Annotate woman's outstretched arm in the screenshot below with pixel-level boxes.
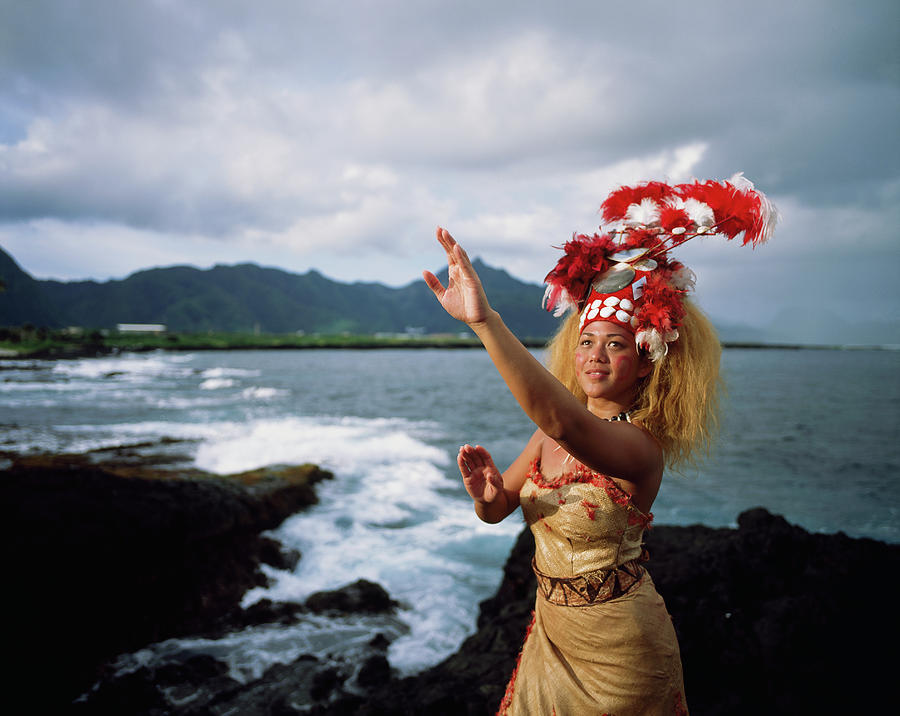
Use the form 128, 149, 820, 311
424, 228, 661, 485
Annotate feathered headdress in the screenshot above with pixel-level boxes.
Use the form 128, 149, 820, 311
543, 173, 778, 361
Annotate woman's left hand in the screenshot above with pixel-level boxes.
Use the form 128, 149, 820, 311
423, 227, 492, 326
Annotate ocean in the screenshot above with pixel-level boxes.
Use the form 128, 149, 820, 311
2, 346, 898, 684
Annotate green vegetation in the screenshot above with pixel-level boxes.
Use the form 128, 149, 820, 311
2, 244, 562, 339
0, 325, 883, 359
0, 325, 535, 358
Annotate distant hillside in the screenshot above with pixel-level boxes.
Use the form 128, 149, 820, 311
0, 245, 562, 339
0, 245, 64, 328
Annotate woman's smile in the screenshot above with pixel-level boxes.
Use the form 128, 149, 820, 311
584, 367, 609, 379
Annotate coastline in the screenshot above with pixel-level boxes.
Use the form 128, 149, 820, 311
3, 449, 896, 714
2, 449, 337, 712
2, 330, 897, 359
315, 509, 898, 716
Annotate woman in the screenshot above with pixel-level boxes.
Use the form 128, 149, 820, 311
423, 176, 777, 715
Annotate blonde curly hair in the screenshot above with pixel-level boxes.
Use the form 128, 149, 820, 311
545, 299, 721, 469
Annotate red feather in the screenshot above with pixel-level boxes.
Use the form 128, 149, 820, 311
600, 181, 676, 223
658, 206, 692, 233
634, 271, 686, 334
543, 233, 617, 312
676, 180, 768, 246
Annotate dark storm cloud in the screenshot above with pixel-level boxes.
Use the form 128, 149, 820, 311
2, 1, 896, 211
0, 0, 897, 340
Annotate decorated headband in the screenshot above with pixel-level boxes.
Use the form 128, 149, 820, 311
543, 173, 778, 361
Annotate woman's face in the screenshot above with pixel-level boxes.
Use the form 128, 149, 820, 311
574, 321, 651, 406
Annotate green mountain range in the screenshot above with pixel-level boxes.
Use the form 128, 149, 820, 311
0, 245, 562, 339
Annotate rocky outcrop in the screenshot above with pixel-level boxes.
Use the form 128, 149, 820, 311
314, 508, 899, 716
76, 580, 404, 716
5, 448, 896, 715
1, 453, 332, 713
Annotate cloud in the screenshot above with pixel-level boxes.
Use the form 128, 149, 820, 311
0, 0, 898, 340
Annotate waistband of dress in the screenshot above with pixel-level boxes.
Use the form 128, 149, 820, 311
532, 557, 645, 607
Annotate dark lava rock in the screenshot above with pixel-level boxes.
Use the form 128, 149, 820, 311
233, 598, 308, 629
306, 578, 400, 614
642, 508, 898, 715
356, 654, 392, 689
79, 618, 401, 715
6, 448, 895, 716
74, 654, 240, 716
260, 535, 302, 570
0, 454, 332, 713
313, 508, 898, 716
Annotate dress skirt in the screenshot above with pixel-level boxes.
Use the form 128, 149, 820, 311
499, 573, 687, 715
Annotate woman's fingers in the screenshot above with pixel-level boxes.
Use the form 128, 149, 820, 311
459, 443, 503, 504
422, 270, 444, 297
437, 227, 476, 279
457, 445, 472, 474
473, 444, 492, 462
460, 444, 493, 472
436, 226, 456, 253
467, 444, 488, 469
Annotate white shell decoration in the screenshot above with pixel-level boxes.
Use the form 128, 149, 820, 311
619, 298, 634, 311
615, 309, 631, 323
671, 227, 686, 235
630, 316, 639, 328
587, 306, 599, 319
599, 305, 616, 318
603, 296, 620, 307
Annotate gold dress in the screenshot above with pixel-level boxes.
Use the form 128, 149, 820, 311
498, 459, 688, 716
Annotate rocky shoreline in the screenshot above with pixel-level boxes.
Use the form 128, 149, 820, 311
3, 452, 896, 714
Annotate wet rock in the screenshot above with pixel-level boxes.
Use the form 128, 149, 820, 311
260, 535, 302, 570
310, 666, 343, 701
232, 598, 308, 629
75, 654, 240, 716
305, 579, 400, 614
313, 508, 899, 716
356, 654, 392, 689
204, 656, 327, 716
0, 455, 332, 713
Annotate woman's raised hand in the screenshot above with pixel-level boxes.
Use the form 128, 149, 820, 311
457, 444, 504, 504
423, 227, 492, 326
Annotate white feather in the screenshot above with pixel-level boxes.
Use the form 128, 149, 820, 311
635, 328, 669, 362
542, 285, 575, 317
729, 172, 780, 243
541, 284, 553, 310
757, 190, 780, 243
624, 198, 661, 227
683, 198, 715, 227
669, 266, 696, 291
728, 171, 754, 191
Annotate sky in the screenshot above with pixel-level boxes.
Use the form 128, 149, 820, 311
1, 0, 898, 340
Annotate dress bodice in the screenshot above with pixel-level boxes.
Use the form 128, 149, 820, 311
519, 459, 652, 578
